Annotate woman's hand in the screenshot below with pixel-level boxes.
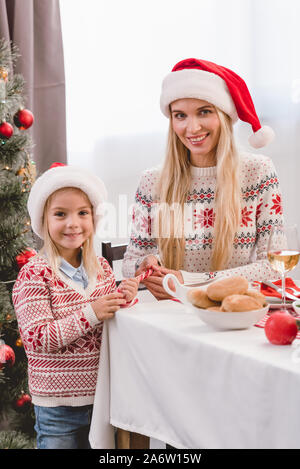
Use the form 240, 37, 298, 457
135, 255, 160, 277
91, 292, 127, 321
118, 278, 139, 302
142, 266, 184, 300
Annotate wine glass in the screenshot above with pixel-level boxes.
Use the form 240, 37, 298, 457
267, 224, 300, 308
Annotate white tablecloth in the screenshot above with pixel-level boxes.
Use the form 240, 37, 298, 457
89, 291, 300, 449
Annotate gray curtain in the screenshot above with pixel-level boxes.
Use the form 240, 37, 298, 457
0, 0, 66, 173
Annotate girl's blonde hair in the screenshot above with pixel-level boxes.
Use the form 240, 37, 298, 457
156, 108, 241, 271
41, 187, 104, 280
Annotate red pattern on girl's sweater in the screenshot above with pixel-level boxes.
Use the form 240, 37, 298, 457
12, 255, 116, 406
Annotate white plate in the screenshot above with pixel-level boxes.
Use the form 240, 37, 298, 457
267, 300, 293, 309
162, 274, 269, 330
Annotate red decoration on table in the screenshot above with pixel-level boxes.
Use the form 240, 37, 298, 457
0, 343, 15, 369
264, 311, 299, 345
0, 121, 13, 138
16, 249, 36, 269
255, 278, 300, 335
13, 108, 34, 130
260, 277, 300, 299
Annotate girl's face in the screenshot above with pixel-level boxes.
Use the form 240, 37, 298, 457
170, 98, 221, 167
46, 188, 94, 264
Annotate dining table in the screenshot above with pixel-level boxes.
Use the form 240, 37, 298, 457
88, 287, 300, 450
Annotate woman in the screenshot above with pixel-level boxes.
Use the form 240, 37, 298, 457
122, 58, 283, 299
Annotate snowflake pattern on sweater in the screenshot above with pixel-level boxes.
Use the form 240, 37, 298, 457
122, 153, 284, 284
12, 255, 116, 407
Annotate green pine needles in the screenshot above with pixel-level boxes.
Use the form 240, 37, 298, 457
0, 430, 36, 449
0, 38, 36, 446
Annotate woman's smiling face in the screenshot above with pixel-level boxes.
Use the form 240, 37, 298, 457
170, 98, 221, 167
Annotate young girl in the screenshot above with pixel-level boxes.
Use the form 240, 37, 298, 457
12, 164, 138, 449
123, 58, 284, 299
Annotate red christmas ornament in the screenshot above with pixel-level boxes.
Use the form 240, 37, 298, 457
14, 108, 34, 130
0, 121, 13, 139
265, 311, 298, 345
15, 393, 32, 410
16, 249, 36, 269
0, 343, 15, 369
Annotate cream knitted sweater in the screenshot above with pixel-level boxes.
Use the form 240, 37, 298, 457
122, 153, 283, 284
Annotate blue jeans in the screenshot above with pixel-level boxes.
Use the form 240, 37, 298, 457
34, 404, 93, 449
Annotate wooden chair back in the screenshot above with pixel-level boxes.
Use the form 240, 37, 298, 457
101, 242, 128, 268
101, 241, 146, 289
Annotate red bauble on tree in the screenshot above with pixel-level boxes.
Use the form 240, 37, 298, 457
14, 108, 34, 130
0, 342, 15, 369
16, 248, 36, 269
15, 392, 32, 410
0, 121, 13, 139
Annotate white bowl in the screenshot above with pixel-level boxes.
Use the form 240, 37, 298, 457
186, 303, 269, 330
162, 274, 269, 330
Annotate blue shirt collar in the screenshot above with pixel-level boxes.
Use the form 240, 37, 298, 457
59, 257, 82, 276
59, 257, 89, 288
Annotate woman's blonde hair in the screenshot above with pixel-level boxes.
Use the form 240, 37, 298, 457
156, 107, 241, 272
41, 187, 104, 280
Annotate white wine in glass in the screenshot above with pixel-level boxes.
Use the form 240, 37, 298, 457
267, 225, 300, 307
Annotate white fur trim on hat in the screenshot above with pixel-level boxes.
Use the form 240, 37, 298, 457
248, 125, 275, 149
160, 68, 239, 122
27, 165, 107, 239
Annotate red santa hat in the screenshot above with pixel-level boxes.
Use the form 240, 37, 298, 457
160, 58, 274, 148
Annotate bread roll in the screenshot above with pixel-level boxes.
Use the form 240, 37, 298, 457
244, 289, 267, 307
187, 288, 220, 309
206, 276, 248, 301
222, 294, 262, 312
206, 306, 223, 311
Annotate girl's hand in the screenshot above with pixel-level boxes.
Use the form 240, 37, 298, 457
135, 255, 160, 277
118, 278, 139, 302
91, 292, 127, 321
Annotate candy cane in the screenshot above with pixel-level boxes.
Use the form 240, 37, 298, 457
117, 268, 154, 307
135, 268, 153, 283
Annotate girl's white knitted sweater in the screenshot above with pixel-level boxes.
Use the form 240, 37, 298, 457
122, 152, 283, 284
12, 255, 115, 407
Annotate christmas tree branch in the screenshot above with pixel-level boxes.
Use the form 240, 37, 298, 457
0, 39, 19, 69
0, 38, 35, 446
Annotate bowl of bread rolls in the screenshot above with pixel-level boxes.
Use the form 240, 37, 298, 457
162, 274, 269, 330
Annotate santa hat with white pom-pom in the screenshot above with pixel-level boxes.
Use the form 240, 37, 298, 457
27, 163, 107, 239
160, 58, 274, 148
